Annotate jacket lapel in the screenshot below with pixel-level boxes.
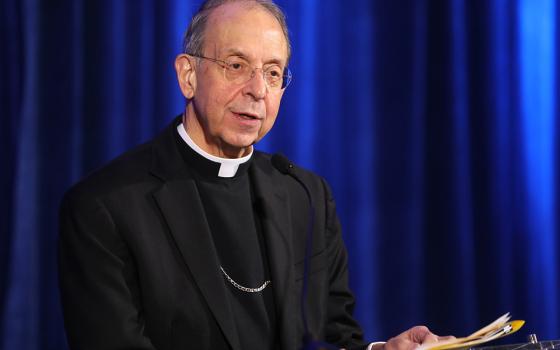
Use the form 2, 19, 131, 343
251, 159, 299, 350
148, 119, 299, 349
148, 119, 241, 350
152, 180, 242, 350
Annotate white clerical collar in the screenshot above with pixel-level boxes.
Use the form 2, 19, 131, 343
177, 123, 253, 178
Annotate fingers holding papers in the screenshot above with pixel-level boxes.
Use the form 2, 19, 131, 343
382, 326, 455, 350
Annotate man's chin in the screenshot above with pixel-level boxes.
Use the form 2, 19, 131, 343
220, 140, 256, 158
224, 134, 259, 148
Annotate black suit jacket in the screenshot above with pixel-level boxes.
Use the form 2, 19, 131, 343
59, 118, 366, 350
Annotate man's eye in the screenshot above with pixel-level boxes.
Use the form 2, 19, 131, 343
229, 62, 245, 70
266, 67, 282, 78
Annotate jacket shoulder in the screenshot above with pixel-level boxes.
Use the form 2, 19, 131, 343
64, 140, 156, 204
63, 117, 184, 203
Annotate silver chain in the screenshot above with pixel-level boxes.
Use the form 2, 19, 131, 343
219, 266, 271, 293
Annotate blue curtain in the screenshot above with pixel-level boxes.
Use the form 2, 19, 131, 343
1, 0, 559, 349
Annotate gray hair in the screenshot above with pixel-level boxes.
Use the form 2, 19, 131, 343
182, 0, 291, 61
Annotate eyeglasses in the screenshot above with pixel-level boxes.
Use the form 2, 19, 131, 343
188, 54, 292, 91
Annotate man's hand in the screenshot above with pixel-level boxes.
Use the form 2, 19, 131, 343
373, 326, 454, 350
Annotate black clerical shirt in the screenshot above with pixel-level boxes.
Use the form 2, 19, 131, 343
174, 127, 277, 349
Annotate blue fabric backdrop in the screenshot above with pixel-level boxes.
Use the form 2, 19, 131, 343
1, 0, 559, 349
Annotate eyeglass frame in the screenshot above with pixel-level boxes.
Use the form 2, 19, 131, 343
187, 54, 292, 90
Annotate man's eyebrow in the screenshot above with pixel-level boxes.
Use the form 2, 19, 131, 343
264, 57, 284, 66
224, 49, 247, 58
223, 49, 286, 66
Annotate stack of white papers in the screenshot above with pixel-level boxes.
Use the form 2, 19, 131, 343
419, 313, 525, 350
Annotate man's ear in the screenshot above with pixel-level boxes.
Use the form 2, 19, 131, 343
174, 54, 197, 99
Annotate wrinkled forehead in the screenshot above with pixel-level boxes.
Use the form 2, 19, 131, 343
203, 2, 289, 64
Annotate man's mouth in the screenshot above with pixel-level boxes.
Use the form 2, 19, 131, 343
232, 111, 261, 120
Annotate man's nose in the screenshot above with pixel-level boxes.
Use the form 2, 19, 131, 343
242, 69, 267, 100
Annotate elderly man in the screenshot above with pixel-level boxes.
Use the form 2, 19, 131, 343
59, 0, 446, 349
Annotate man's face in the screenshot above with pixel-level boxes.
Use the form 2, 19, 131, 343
183, 2, 288, 158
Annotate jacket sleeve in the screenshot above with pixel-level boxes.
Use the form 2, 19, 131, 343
321, 178, 368, 349
58, 191, 157, 350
